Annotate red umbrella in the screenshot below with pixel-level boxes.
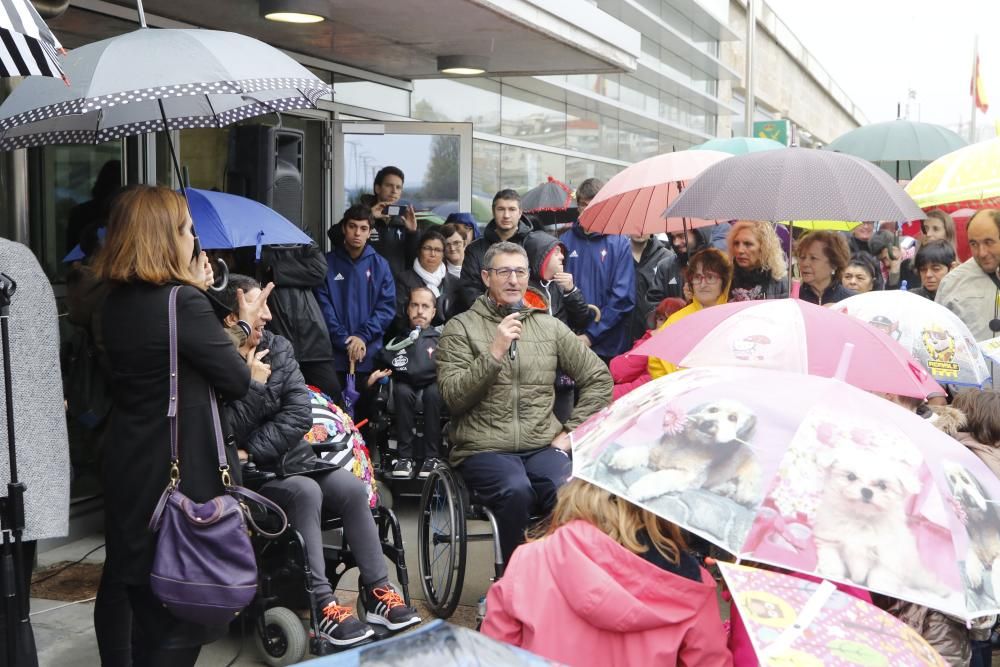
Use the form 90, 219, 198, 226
578, 150, 730, 235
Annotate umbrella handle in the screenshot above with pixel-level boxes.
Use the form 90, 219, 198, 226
349, 360, 355, 376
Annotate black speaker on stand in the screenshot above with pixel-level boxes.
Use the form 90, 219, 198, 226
225, 125, 304, 228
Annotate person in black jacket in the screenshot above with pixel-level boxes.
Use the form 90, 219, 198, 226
628, 234, 678, 343
393, 229, 461, 335
219, 275, 421, 647
458, 189, 537, 311
328, 166, 419, 279
523, 231, 592, 333
260, 243, 342, 402
376, 286, 444, 479
94, 186, 271, 666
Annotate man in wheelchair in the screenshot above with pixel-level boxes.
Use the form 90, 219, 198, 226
374, 285, 444, 480
436, 242, 613, 564
218, 274, 421, 649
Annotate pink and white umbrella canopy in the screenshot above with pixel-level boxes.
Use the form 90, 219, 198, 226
632, 299, 943, 399
578, 150, 730, 236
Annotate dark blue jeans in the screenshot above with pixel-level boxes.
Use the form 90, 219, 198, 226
459, 447, 572, 564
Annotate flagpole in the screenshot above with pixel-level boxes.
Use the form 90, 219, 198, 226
971, 34, 979, 143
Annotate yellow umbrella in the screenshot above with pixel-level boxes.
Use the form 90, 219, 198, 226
905, 137, 1000, 212
788, 220, 861, 231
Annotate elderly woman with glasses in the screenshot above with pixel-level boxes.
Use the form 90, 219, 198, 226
648, 248, 733, 379
394, 228, 461, 333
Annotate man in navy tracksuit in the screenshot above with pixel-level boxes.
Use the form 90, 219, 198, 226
561, 178, 636, 363
315, 204, 396, 392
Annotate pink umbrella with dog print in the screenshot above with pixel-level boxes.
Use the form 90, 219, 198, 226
571, 365, 1000, 621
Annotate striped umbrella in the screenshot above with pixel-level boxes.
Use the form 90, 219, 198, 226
0, 0, 65, 80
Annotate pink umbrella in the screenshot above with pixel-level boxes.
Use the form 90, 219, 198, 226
578, 150, 730, 235
631, 299, 944, 399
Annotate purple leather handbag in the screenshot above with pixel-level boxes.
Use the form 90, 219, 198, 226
148, 286, 287, 626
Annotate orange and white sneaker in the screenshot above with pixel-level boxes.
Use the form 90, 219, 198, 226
314, 600, 374, 646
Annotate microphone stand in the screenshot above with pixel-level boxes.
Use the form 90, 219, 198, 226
0, 273, 36, 667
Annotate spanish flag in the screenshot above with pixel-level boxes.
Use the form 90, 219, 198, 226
973, 53, 989, 113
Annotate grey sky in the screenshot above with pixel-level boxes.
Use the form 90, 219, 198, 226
764, 0, 997, 135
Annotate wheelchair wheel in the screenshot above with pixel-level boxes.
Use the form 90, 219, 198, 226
417, 466, 466, 618
254, 606, 308, 667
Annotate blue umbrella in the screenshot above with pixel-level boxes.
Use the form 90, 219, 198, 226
185, 188, 311, 259
62, 188, 313, 263
342, 360, 361, 419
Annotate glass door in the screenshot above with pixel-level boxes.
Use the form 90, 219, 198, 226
332, 121, 472, 238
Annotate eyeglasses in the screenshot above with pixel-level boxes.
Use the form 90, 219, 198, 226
487, 267, 529, 280
444, 241, 464, 249
420, 245, 444, 254
690, 272, 721, 285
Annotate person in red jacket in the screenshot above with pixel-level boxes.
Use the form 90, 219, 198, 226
610, 297, 686, 400
482, 478, 732, 667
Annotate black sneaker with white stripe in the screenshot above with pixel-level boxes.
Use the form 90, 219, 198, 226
361, 583, 421, 631
314, 600, 373, 647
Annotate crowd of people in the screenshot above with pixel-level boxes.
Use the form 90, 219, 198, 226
70, 158, 1000, 665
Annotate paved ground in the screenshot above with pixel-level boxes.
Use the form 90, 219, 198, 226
32, 495, 496, 666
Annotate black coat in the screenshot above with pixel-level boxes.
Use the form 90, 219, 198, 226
226, 330, 313, 470
631, 238, 678, 342
458, 217, 535, 312
394, 267, 461, 334
376, 326, 440, 388
262, 244, 335, 363
799, 281, 856, 305
101, 283, 253, 584
523, 231, 591, 333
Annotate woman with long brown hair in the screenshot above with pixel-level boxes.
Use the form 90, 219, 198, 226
94, 185, 272, 666
481, 478, 731, 666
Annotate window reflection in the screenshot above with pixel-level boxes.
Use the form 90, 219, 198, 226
501, 85, 566, 148
412, 79, 500, 135
473, 140, 500, 222
500, 144, 565, 195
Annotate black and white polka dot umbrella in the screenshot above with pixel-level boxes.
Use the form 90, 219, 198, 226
0, 27, 331, 149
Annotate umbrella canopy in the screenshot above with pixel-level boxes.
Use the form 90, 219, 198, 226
905, 137, 1000, 212
0, 28, 330, 148
836, 290, 991, 387
632, 299, 943, 399
342, 361, 361, 419
578, 150, 729, 235
185, 188, 311, 252
826, 119, 968, 181
690, 137, 785, 155
0, 0, 65, 80
665, 149, 926, 224
571, 365, 1000, 620
719, 563, 946, 666
519, 176, 573, 213
789, 220, 861, 231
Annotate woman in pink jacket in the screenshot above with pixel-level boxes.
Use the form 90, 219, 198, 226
481, 478, 732, 667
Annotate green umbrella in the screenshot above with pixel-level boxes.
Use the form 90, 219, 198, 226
690, 136, 785, 155
825, 119, 968, 181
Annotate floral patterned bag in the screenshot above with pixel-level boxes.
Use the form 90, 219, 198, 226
302, 387, 378, 508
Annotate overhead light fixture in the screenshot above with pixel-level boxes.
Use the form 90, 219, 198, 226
260, 0, 331, 23
437, 55, 488, 76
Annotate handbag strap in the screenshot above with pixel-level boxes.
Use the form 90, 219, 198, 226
167, 286, 232, 488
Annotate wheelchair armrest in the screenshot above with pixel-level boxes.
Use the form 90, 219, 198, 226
312, 441, 351, 454
241, 462, 277, 488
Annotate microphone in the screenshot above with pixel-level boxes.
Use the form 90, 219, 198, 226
990, 319, 1000, 334
506, 302, 525, 361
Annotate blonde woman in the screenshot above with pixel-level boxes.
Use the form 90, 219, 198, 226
482, 478, 731, 667
726, 220, 788, 301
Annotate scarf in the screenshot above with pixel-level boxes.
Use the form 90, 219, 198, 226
729, 265, 771, 302
413, 258, 446, 298
446, 261, 461, 279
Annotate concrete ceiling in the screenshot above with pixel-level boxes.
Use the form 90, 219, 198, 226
55, 0, 637, 79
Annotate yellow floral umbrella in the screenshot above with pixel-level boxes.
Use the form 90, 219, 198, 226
905, 137, 1000, 212
788, 220, 861, 231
